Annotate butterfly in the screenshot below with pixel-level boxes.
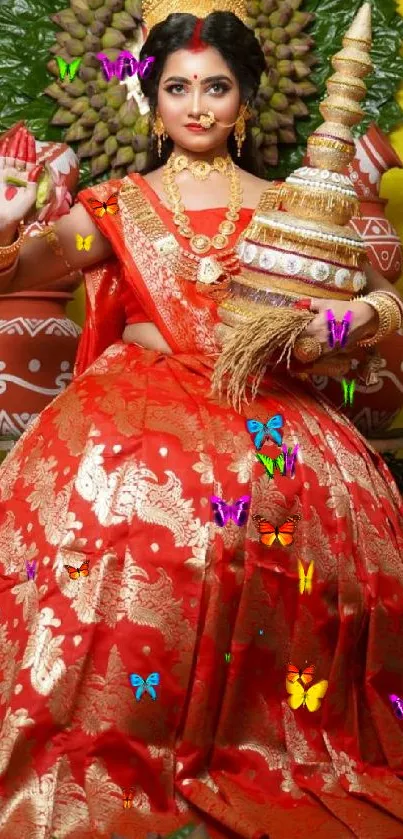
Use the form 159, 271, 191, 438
96, 50, 138, 82
281, 444, 300, 478
122, 787, 134, 808
298, 559, 314, 594
75, 233, 94, 251
64, 560, 89, 580
246, 414, 284, 449
210, 495, 251, 527
287, 662, 315, 686
253, 514, 300, 548
56, 56, 82, 81
129, 672, 160, 701
88, 192, 119, 218
326, 308, 353, 349
341, 378, 356, 407
256, 451, 285, 479
389, 694, 403, 720
286, 678, 328, 712
26, 560, 36, 581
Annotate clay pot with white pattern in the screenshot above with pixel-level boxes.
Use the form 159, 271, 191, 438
0, 290, 81, 438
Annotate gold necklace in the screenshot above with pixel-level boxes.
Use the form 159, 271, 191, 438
162, 152, 243, 255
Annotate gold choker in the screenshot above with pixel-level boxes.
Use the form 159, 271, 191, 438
169, 153, 234, 181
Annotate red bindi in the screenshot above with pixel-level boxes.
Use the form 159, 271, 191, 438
193, 74, 198, 79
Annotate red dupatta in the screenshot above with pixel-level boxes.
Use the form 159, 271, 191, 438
74, 173, 245, 376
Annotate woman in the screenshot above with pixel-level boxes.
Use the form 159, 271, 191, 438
0, 9, 402, 839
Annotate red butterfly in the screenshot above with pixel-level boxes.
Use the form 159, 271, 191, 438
88, 192, 119, 218
287, 662, 315, 686
64, 560, 89, 580
253, 514, 300, 548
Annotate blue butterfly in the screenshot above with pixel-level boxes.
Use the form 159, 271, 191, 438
246, 414, 284, 449
129, 672, 160, 701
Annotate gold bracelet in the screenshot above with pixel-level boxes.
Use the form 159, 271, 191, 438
0, 223, 24, 271
36, 225, 73, 273
358, 291, 402, 347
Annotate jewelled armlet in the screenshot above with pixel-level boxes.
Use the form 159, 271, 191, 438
358, 291, 402, 347
37, 225, 73, 273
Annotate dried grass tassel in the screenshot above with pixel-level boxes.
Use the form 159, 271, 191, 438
211, 308, 314, 412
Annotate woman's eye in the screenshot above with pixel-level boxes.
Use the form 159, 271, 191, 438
165, 82, 230, 95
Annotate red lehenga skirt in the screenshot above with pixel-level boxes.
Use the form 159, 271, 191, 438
0, 175, 403, 839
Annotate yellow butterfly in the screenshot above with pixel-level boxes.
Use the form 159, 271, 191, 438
286, 678, 328, 712
75, 233, 94, 251
298, 559, 314, 594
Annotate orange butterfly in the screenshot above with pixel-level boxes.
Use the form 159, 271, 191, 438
287, 662, 315, 686
253, 514, 300, 548
64, 560, 90, 580
88, 192, 119, 218
122, 787, 134, 808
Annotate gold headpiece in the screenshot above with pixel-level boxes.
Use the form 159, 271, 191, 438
142, 0, 248, 32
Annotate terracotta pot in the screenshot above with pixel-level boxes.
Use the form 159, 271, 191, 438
311, 329, 403, 436
346, 122, 403, 199
0, 291, 81, 439
349, 195, 403, 282
346, 123, 403, 281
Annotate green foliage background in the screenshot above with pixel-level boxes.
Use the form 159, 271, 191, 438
0, 0, 402, 187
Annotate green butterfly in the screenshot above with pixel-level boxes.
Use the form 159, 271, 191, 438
341, 378, 356, 407
56, 56, 82, 81
256, 451, 285, 479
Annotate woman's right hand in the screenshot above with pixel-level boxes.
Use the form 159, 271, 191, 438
0, 124, 43, 243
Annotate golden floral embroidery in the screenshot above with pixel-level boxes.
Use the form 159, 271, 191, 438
0, 511, 38, 575
0, 707, 35, 776
0, 625, 20, 706
21, 607, 66, 696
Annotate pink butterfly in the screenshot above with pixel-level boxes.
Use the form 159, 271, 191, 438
326, 309, 353, 349
210, 495, 251, 527
281, 444, 300, 478
26, 560, 36, 581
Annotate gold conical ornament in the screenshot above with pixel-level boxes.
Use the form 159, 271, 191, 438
212, 4, 374, 410
142, 0, 249, 32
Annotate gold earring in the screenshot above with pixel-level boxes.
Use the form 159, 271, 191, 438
152, 113, 167, 157
234, 103, 251, 157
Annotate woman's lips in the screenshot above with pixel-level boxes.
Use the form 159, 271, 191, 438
185, 124, 208, 132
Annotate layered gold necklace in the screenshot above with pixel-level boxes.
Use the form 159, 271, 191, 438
162, 153, 243, 255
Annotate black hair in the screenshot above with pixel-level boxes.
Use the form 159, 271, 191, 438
138, 11, 266, 177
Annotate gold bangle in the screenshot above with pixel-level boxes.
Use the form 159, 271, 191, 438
358, 292, 401, 347
374, 290, 403, 322
0, 223, 24, 270
36, 225, 73, 273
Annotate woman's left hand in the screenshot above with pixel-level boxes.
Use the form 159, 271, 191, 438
302, 297, 377, 354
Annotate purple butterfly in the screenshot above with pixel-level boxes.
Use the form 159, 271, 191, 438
210, 495, 251, 527
326, 309, 353, 350
389, 693, 403, 720
96, 52, 155, 82
281, 444, 300, 478
26, 560, 36, 581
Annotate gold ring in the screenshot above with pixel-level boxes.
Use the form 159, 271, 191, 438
293, 336, 322, 363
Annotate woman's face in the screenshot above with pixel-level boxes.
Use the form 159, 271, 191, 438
157, 45, 241, 154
